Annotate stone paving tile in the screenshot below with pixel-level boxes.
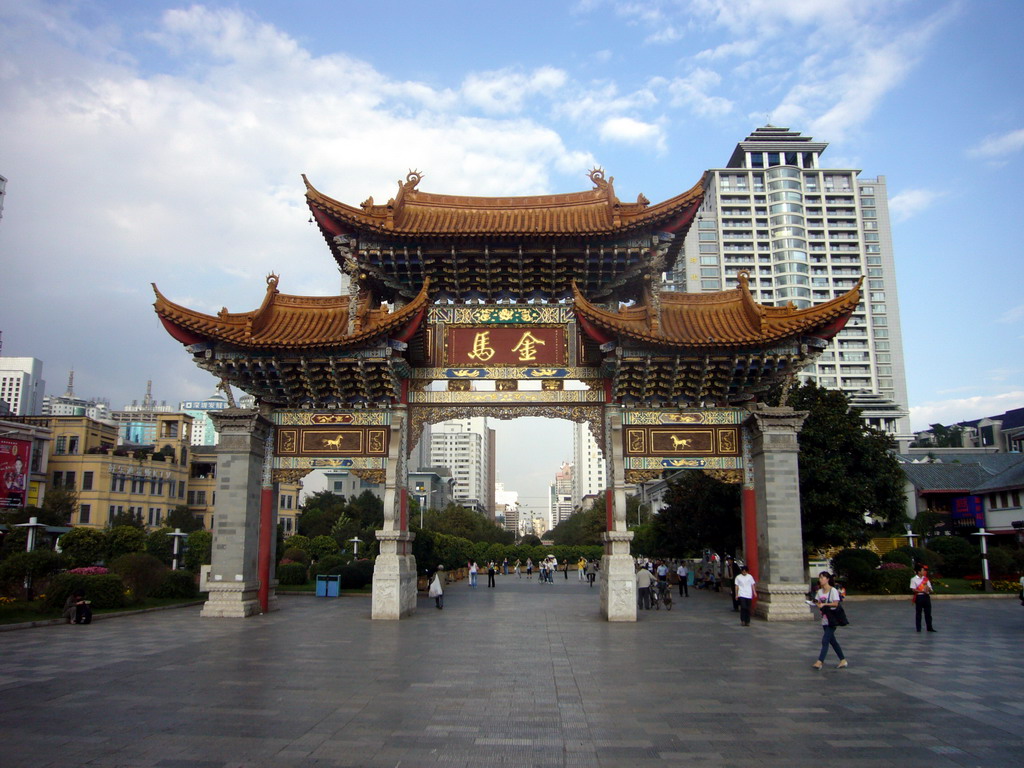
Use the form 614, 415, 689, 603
1, 578, 1023, 767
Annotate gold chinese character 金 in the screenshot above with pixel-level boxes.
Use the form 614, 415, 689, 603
511, 331, 545, 362
466, 331, 496, 362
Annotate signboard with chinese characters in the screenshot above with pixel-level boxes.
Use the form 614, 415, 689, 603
951, 495, 985, 528
445, 326, 566, 367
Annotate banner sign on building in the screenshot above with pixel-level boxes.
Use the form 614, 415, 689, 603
445, 327, 566, 367
0, 437, 31, 509
951, 495, 985, 528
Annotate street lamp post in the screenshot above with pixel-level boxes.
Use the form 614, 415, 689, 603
169, 528, 188, 571
349, 537, 362, 557
973, 527, 994, 593
13, 516, 47, 601
903, 524, 917, 550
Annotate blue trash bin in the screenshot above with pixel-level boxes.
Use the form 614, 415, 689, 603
316, 574, 329, 597
325, 574, 340, 597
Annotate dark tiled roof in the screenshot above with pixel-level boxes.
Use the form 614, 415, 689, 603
900, 463, 996, 493
971, 456, 1024, 493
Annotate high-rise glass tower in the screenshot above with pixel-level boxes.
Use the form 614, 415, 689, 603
667, 126, 910, 439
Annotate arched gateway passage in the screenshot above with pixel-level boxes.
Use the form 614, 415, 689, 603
153, 169, 860, 622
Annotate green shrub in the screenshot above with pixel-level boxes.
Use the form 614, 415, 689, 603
353, 558, 374, 584
839, 558, 875, 591
336, 564, 371, 590
58, 527, 108, 568
283, 534, 311, 554
893, 545, 942, 572
832, 548, 881, 589
108, 552, 169, 602
871, 565, 913, 595
308, 535, 339, 561
986, 547, 1015, 577
925, 536, 979, 577
145, 528, 175, 566
311, 554, 346, 577
277, 562, 308, 585
151, 570, 198, 599
0, 550, 65, 588
881, 550, 913, 567
106, 526, 146, 560
44, 573, 126, 611
183, 530, 212, 573
281, 547, 309, 566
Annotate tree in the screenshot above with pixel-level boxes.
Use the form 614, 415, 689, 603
58, 526, 107, 568
520, 534, 542, 547
549, 494, 606, 546
297, 491, 347, 538
145, 527, 175, 566
106, 525, 146, 560
110, 509, 145, 529
164, 504, 204, 533
775, 382, 907, 552
41, 487, 78, 525
308, 535, 340, 561
651, 471, 741, 558
183, 530, 212, 573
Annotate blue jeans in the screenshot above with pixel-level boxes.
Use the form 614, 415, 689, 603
819, 625, 845, 662
470, 573, 477, 587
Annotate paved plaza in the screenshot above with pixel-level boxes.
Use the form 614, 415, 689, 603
1, 575, 1022, 768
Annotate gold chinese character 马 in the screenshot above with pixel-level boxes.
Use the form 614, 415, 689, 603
466, 331, 496, 362
511, 331, 545, 362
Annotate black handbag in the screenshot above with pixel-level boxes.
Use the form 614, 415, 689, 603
831, 603, 849, 627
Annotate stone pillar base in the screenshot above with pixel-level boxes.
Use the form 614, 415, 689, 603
265, 582, 280, 614
371, 551, 417, 619
601, 531, 636, 622
200, 582, 261, 618
754, 583, 814, 621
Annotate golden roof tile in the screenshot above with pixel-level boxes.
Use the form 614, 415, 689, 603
573, 273, 861, 349
304, 168, 704, 238
153, 275, 429, 351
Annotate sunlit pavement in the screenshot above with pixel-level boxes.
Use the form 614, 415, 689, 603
1, 575, 1022, 767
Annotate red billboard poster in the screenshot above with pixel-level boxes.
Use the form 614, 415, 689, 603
0, 438, 31, 509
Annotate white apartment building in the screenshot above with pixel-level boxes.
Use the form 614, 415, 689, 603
0, 357, 46, 416
549, 461, 575, 529
572, 422, 606, 508
41, 370, 111, 421
428, 418, 495, 516
668, 126, 910, 439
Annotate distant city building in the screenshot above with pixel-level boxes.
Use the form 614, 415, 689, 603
428, 417, 495, 516
179, 393, 231, 446
0, 417, 52, 509
41, 370, 111, 421
548, 461, 574, 529
112, 381, 176, 444
495, 482, 520, 533
572, 422, 606, 507
409, 468, 456, 515
301, 468, 383, 504
668, 126, 910, 440
0, 356, 46, 416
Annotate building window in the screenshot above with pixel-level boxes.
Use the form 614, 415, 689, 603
55, 436, 67, 455
53, 471, 63, 488
82, 471, 94, 491
79, 504, 91, 524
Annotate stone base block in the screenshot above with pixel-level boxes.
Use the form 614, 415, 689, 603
200, 582, 261, 618
755, 582, 815, 621
601, 554, 637, 622
371, 553, 417, 620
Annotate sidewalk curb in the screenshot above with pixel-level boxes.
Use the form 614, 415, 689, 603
0, 600, 206, 633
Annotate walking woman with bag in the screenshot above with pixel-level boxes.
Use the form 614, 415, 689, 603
429, 566, 444, 609
812, 571, 848, 670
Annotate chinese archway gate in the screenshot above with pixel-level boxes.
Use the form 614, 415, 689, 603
153, 168, 859, 622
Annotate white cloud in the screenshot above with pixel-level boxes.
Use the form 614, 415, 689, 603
910, 391, 1024, 432
889, 188, 944, 222
599, 116, 666, 151
966, 128, 1024, 159
461, 66, 568, 115
666, 68, 733, 117
999, 305, 1024, 324
555, 82, 659, 123
0, 3, 593, 408
695, 39, 759, 61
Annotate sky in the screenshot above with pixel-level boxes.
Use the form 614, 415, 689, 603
1, 0, 1022, 514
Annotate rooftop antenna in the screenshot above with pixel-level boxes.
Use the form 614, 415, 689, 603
65, 369, 75, 398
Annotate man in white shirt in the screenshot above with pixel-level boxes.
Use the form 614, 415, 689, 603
677, 562, 689, 597
636, 566, 655, 610
734, 564, 756, 626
